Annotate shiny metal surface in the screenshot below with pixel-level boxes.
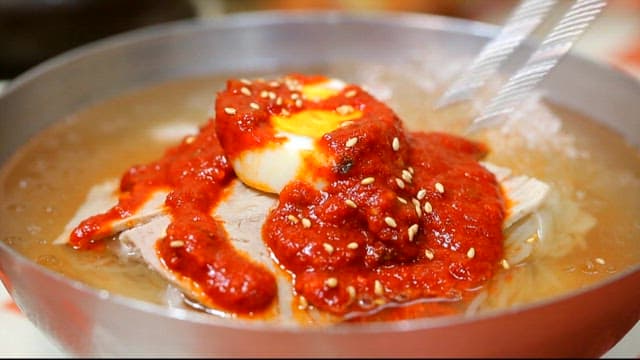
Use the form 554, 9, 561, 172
0, 11, 639, 357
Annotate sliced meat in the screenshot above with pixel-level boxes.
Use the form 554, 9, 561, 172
55, 162, 550, 320
53, 179, 119, 245
118, 180, 293, 319
53, 180, 169, 245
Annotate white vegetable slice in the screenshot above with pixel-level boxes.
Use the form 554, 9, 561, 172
480, 161, 550, 229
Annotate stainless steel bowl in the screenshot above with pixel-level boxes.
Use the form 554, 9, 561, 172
1, 10, 639, 357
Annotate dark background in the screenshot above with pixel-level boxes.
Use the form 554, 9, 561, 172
0, 0, 515, 79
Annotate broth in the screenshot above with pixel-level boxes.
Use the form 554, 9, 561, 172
1, 62, 638, 320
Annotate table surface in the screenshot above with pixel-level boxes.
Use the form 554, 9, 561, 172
1, 1, 639, 357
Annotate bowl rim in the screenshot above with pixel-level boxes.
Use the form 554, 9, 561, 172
0, 9, 638, 334
4, 9, 501, 94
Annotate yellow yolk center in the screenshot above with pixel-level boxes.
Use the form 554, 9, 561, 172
270, 109, 362, 138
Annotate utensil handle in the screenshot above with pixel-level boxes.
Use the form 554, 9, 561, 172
435, 0, 558, 108
468, 0, 607, 133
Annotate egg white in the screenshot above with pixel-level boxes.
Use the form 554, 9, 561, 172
231, 78, 360, 194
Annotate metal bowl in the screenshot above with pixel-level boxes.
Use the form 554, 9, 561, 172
0, 11, 639, 357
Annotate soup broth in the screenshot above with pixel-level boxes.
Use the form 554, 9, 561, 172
1, 62, 638, 321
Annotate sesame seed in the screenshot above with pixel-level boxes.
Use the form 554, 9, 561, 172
408, 166, 414, 174
240, 78, 251, 85
501, 259, 510, 269
360, 177, 375, 185
416, 189, 427, 200
374, 299, 386, 306
374, 280, 384, 296
268, 91, 277, 100
340, 120, 355, 127
298, 295, 308, 310
336, 105, 354, 115
595, 257, 606, 265
301, 218, 312, 228
414, 203, 422, 217
276, 97, 283, 105
345, 89, 357, 98
240, 87, 252, 96
250, 102, 260, 110
435, 182, 445, 193
397, 196, 408, 204
345, 199, 358, 208
423, 201, 433, 213
347, 242, 359, 250
526, 236, 537, 243
280, 109, 290, 116
323, 243, 335, 255
260, 90, 269, 98
392, 137, 400, 151
402, 169, 413, 183
185, 136, 196, 144
395, 178, 405, 189
408, 224, 419, 242
295, 99, 303, 108
346, 285, 357, 300
287, 214, 299, 224
170, 240, 185, 248
325, 277, 338, 288
384, 216, 397, 228
269, 81, 280, 88
345, 137, 358, 148
224, 107, 237, 115
467, 247, 476, 259
291, 93, 300, 100
425, 249, 435, 260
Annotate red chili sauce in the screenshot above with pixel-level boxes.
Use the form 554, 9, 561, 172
216, 74, 505, 318
68, 120, 277, 314
69, 74, 505, 320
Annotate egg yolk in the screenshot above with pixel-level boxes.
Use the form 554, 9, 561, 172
270, 109, 362, 138
269, 79, 362, 137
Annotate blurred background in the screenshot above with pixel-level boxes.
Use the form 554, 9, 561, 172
0, 0, 639, 80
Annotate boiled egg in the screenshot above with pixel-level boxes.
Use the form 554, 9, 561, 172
228, 76, 363, 194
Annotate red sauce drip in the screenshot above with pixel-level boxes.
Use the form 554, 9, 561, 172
69, 121, 277, 314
